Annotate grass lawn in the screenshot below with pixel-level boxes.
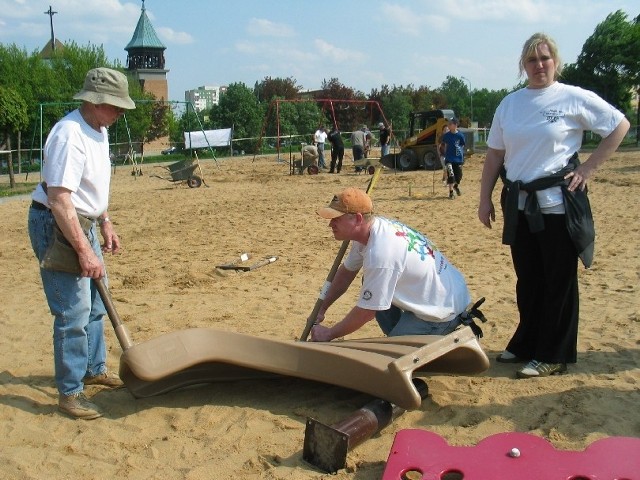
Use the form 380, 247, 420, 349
0, 179, 39, 198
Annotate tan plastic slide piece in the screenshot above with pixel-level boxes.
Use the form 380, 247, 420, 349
120, 326, 489, 409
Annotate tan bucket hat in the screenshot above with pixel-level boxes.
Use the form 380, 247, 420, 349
73, 67, 135, 110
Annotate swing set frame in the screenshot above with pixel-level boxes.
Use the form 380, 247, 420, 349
255, 98, 391, 159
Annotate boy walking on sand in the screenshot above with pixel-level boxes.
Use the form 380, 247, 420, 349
440, 118, 466, 199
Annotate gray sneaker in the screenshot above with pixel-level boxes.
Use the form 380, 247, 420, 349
58, 393, 102, 419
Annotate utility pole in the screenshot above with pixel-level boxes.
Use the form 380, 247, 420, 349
461, 76, 473, 123
44, 5, 58, 52
636, 85, 640, 147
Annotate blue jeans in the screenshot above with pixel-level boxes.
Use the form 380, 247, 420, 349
375, 305, 461, 336
28, 207, 108, 396
317, 143, 326, 168
381, 144, 390, 157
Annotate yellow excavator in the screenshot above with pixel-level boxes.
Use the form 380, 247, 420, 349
381, 109, 474, 171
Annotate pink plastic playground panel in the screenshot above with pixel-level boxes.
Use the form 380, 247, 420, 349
382, 430, 640, 480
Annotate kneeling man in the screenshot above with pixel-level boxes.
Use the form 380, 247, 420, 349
310, 187, 472, 342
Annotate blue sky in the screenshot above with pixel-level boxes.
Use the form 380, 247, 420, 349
0, 0, 637, 102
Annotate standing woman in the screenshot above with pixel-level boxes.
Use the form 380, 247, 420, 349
478, 33, 629, 378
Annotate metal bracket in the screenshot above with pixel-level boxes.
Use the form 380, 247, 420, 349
302, 379, 428, 473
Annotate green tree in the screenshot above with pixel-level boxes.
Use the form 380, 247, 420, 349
209, 82, 264, 152
0, 86, 29, 187
166, 103, 183, 146
470, 87, 509, 128
1, 40, 170, 156
409, 85, 437, 112
254, 77, 301, 102
437, 76, 471, 124
262, 98, 322, 141
294, 101, 323, 138
29, 41, 115, 139
0, 44, 58, 144
318, 78, 365, 130
270, 100, 298, 138
374, 86, 413, 134
110, 85, 172, 155
174, 105, 208, 147
562, 10, 640, 111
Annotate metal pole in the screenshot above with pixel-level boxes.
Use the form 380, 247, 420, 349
636, 86, 640, 147
39, 104, 43, 182
461, 76, 473, 122
303, 379, 429, 473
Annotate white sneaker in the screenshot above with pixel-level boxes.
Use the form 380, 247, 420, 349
496, 350, 525, 363
517, 360, 567, 378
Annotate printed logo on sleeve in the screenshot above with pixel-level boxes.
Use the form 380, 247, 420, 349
362, 290, 373, 301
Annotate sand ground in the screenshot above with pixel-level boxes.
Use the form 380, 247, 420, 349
0, 148, 638, 479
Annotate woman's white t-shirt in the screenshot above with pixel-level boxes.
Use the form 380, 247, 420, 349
487, 82, 624, 211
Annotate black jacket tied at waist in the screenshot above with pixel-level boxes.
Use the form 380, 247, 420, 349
500, 152, 595, 268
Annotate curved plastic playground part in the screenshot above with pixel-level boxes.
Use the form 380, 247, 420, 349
119, 326, 489, 409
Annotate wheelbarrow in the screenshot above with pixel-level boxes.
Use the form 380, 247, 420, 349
353, 157, 380, 175
291, 143, 320, 175
151, 156, 206, 188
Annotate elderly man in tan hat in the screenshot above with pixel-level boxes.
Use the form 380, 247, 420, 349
28, 67, 135, 419
310, 187, 474, 342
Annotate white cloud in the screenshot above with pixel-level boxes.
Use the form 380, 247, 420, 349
157, 27, 194, 45
438, 0, 549, 22
0, 0, 43, 19
436, 0, 603, 24
270, 45, 314, 64
50, 0, 136, 20
247, 18, 295, 37
380, 4, 449, 36
235, 40, 260, 55
314, 39, 364, 63
234, 39, 314, 64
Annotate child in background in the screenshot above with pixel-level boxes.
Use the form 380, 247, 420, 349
440, 118, 466, 199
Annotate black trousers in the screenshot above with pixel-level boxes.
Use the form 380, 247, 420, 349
445, 162, 463, 185
330, 146, 344, 173
506, 212, 580, 364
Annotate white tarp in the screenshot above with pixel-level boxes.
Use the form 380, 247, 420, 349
183, 128, 232, 149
